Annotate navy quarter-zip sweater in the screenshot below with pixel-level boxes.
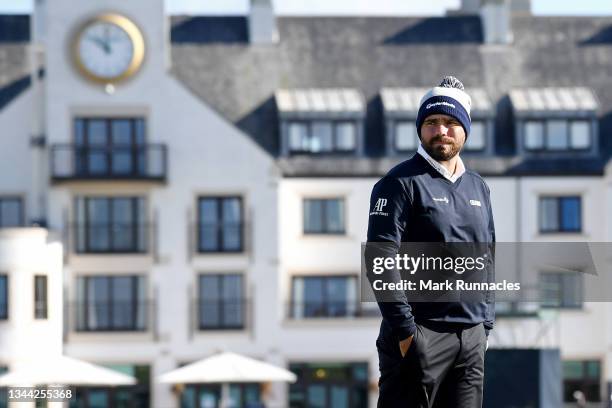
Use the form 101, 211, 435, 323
365, 153, 496, 345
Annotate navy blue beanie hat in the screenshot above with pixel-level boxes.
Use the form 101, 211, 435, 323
416, 76, 472, 139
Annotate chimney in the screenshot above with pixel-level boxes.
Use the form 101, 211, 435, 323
454, 0, 530, 43
459, 0, 481, 14
510, 0, 531, 16
480, 0, 513, 45
249, 0, 278, 44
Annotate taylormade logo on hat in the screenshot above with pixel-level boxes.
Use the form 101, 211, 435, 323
415, 76, 472, 139
426, 101, 456, 110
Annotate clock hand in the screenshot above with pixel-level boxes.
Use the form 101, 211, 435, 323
87, 35, 109, 53
103, 25, 111, 54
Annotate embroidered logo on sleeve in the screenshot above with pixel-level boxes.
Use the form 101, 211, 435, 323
370, 198, 389, 216
433, 197, 449, 204
470, 199, 481, 207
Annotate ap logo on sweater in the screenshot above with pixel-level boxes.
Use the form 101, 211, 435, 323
370, 198, 389, 216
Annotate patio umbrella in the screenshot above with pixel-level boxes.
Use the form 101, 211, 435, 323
159, 351, 296, 407
0, 355, 137, 386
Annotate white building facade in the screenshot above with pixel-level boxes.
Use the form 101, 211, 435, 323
1, 0, 612, 407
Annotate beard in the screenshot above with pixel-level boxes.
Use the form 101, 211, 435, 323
422, 135, 463, 161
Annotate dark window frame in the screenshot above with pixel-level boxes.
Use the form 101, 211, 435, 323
287, 119, 358, 155
303, 198, 346, 235
181, 383, 261, 408
290, 275, 358, 318
73, 117, 147, 178
289, 362, 369, 408
538, 196, 582, 234
74, 196, 147, 254
0, 196, 24, 228
197, 273, 245, 331
523, 119, 592, 152
563, 360, 601, 402
197, 196, 244, 253
539, 271, 584, 310
71, 364, 150, 408
78, 275, 146, 332
34, 275, 48, 320
0, 275, 7, 320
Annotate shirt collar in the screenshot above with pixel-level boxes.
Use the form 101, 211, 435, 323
417, 144, 466, 183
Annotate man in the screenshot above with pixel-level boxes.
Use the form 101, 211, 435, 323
365, 76, 495, 407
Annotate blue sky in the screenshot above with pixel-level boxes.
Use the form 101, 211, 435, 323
1, 0, 611, 15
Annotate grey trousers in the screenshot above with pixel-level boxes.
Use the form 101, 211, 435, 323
377, 322, 487, 408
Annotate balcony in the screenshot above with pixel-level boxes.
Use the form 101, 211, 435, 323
50, 144, 167, 182
288, 300, 380, 320
70, 222, 152, 254
65, 300, 156, 333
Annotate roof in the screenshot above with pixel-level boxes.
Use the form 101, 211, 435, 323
509, 87, 599, 118
170, 14, 612, 176
381, 87, 493, 117
275, 88, 365, 117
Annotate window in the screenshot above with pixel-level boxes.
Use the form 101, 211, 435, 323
335, 122, 357, 151
74, 196, 147, 253
570, 121, 590, 149
197, 197, 243, 253
34, 275, 47, 319
540, 271, 583, 309
289, 363, 368, 408
198, 274, 244, 330
524, 120, 591, 151
524, 121, 544, 150
539, 196, 581, 233
464, 121, 486, 151
181, 383, 261, 408
76, 276, 147, 331
0, 197, 23, 228
287, 121, 357, 154
546, 120, 568, 150
394, 121, 418, 152
563, 360, 601, 402
74, 118, 146, 177
70, 365, 150, 408
291, 276, 357, 318
0, 275, 7, 320
303, 199, 345, 234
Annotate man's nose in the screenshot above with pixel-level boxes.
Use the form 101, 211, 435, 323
434, 124, 449, 135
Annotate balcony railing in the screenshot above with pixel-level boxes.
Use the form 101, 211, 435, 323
195, 299, 248, 330
288, 301, 380, 319
51, 144, 167, 181
71, 222, 151, 254
196, 222, 245, 253
66, 300, 155, 333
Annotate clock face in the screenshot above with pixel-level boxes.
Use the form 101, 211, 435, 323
73, 14, 145, 84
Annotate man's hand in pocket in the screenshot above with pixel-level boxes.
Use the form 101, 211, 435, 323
399, 335, 414, 357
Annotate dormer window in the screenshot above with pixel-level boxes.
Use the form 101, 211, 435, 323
524, 119, 592, 151
510, 87, 599, 155
464, 120, 486, 151
276, 88, 365, 156
382, 88, 494, 155
287, 120, 357, 153
393, 121, 418, 152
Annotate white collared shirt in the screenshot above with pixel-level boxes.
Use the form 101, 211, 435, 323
417, 144, 466, 183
